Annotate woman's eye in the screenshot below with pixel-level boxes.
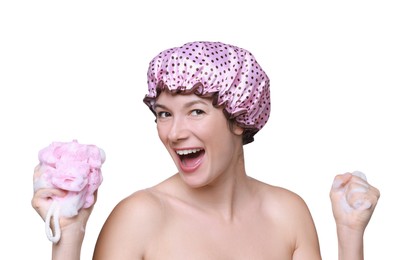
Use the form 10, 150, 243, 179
157, 111, 171, 118
191, 109, 204, 116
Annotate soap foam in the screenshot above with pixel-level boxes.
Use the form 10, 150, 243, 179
334, 171, 372, 212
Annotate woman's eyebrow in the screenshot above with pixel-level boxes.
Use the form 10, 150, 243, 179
153, 103, 167, 110
154, 100, 209, 110
183, 100, 209, 108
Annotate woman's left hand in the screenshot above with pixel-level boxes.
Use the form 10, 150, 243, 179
329, 171, 380, 232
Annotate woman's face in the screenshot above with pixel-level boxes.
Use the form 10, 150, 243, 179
154, 91, 244, 187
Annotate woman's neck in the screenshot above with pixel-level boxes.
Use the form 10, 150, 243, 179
179, 160, 254, 221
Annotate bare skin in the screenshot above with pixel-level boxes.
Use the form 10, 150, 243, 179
32, 92, 380, 260
93, 175, 321, 259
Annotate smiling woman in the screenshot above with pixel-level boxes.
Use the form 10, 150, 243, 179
143, 41, 271, 145
154, 91, 244, 184
31, 41, 380, 260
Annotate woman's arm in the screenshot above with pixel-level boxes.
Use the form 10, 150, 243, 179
330, 172, 380, 260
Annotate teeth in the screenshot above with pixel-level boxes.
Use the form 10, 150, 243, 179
176, 149, 202, 155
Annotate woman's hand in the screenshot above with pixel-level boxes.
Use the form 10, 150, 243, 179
31, 164, 96, 242
330, 171, 380, 232
330, 171, 380, 260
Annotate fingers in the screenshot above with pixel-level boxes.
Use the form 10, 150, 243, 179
32, 188, 67, 220
331, 172, 353, 190
331, 171, 368, 191
331, 171, 380, 211
345, 178, 372, 210
31, 188, 66, 210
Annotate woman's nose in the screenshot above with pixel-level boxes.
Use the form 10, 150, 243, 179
168, 116, 189, 142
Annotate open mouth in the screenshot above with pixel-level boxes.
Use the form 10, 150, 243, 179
176, 148, 205, 168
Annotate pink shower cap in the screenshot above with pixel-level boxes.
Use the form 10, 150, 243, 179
34, 140, 105, 242
143, 41, 271, 144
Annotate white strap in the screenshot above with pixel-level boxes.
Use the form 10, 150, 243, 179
45, 200, 61, 243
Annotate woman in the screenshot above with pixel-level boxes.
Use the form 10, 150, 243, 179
32, 41, 380, 259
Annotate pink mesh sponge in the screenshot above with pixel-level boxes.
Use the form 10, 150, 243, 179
34, 140, 105, 243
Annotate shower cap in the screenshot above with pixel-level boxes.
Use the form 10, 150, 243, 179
143, 41, 271, 144
33, 140, 105, 243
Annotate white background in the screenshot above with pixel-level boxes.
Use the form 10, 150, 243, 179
1, 0, 409, 259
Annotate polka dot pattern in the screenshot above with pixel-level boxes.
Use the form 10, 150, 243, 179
143, 41, 270, 144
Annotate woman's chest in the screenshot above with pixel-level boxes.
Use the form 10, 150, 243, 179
145, 213, 294, 260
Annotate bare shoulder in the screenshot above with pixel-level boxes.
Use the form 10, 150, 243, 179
93, 189, 166, 259
255, 180, 311, 216
114, 188, 166, 218
253, 180, 321, 259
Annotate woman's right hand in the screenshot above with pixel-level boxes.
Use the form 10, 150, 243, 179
31, 164, 96, 243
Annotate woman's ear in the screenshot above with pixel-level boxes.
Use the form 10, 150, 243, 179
232, 123, 244, 136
